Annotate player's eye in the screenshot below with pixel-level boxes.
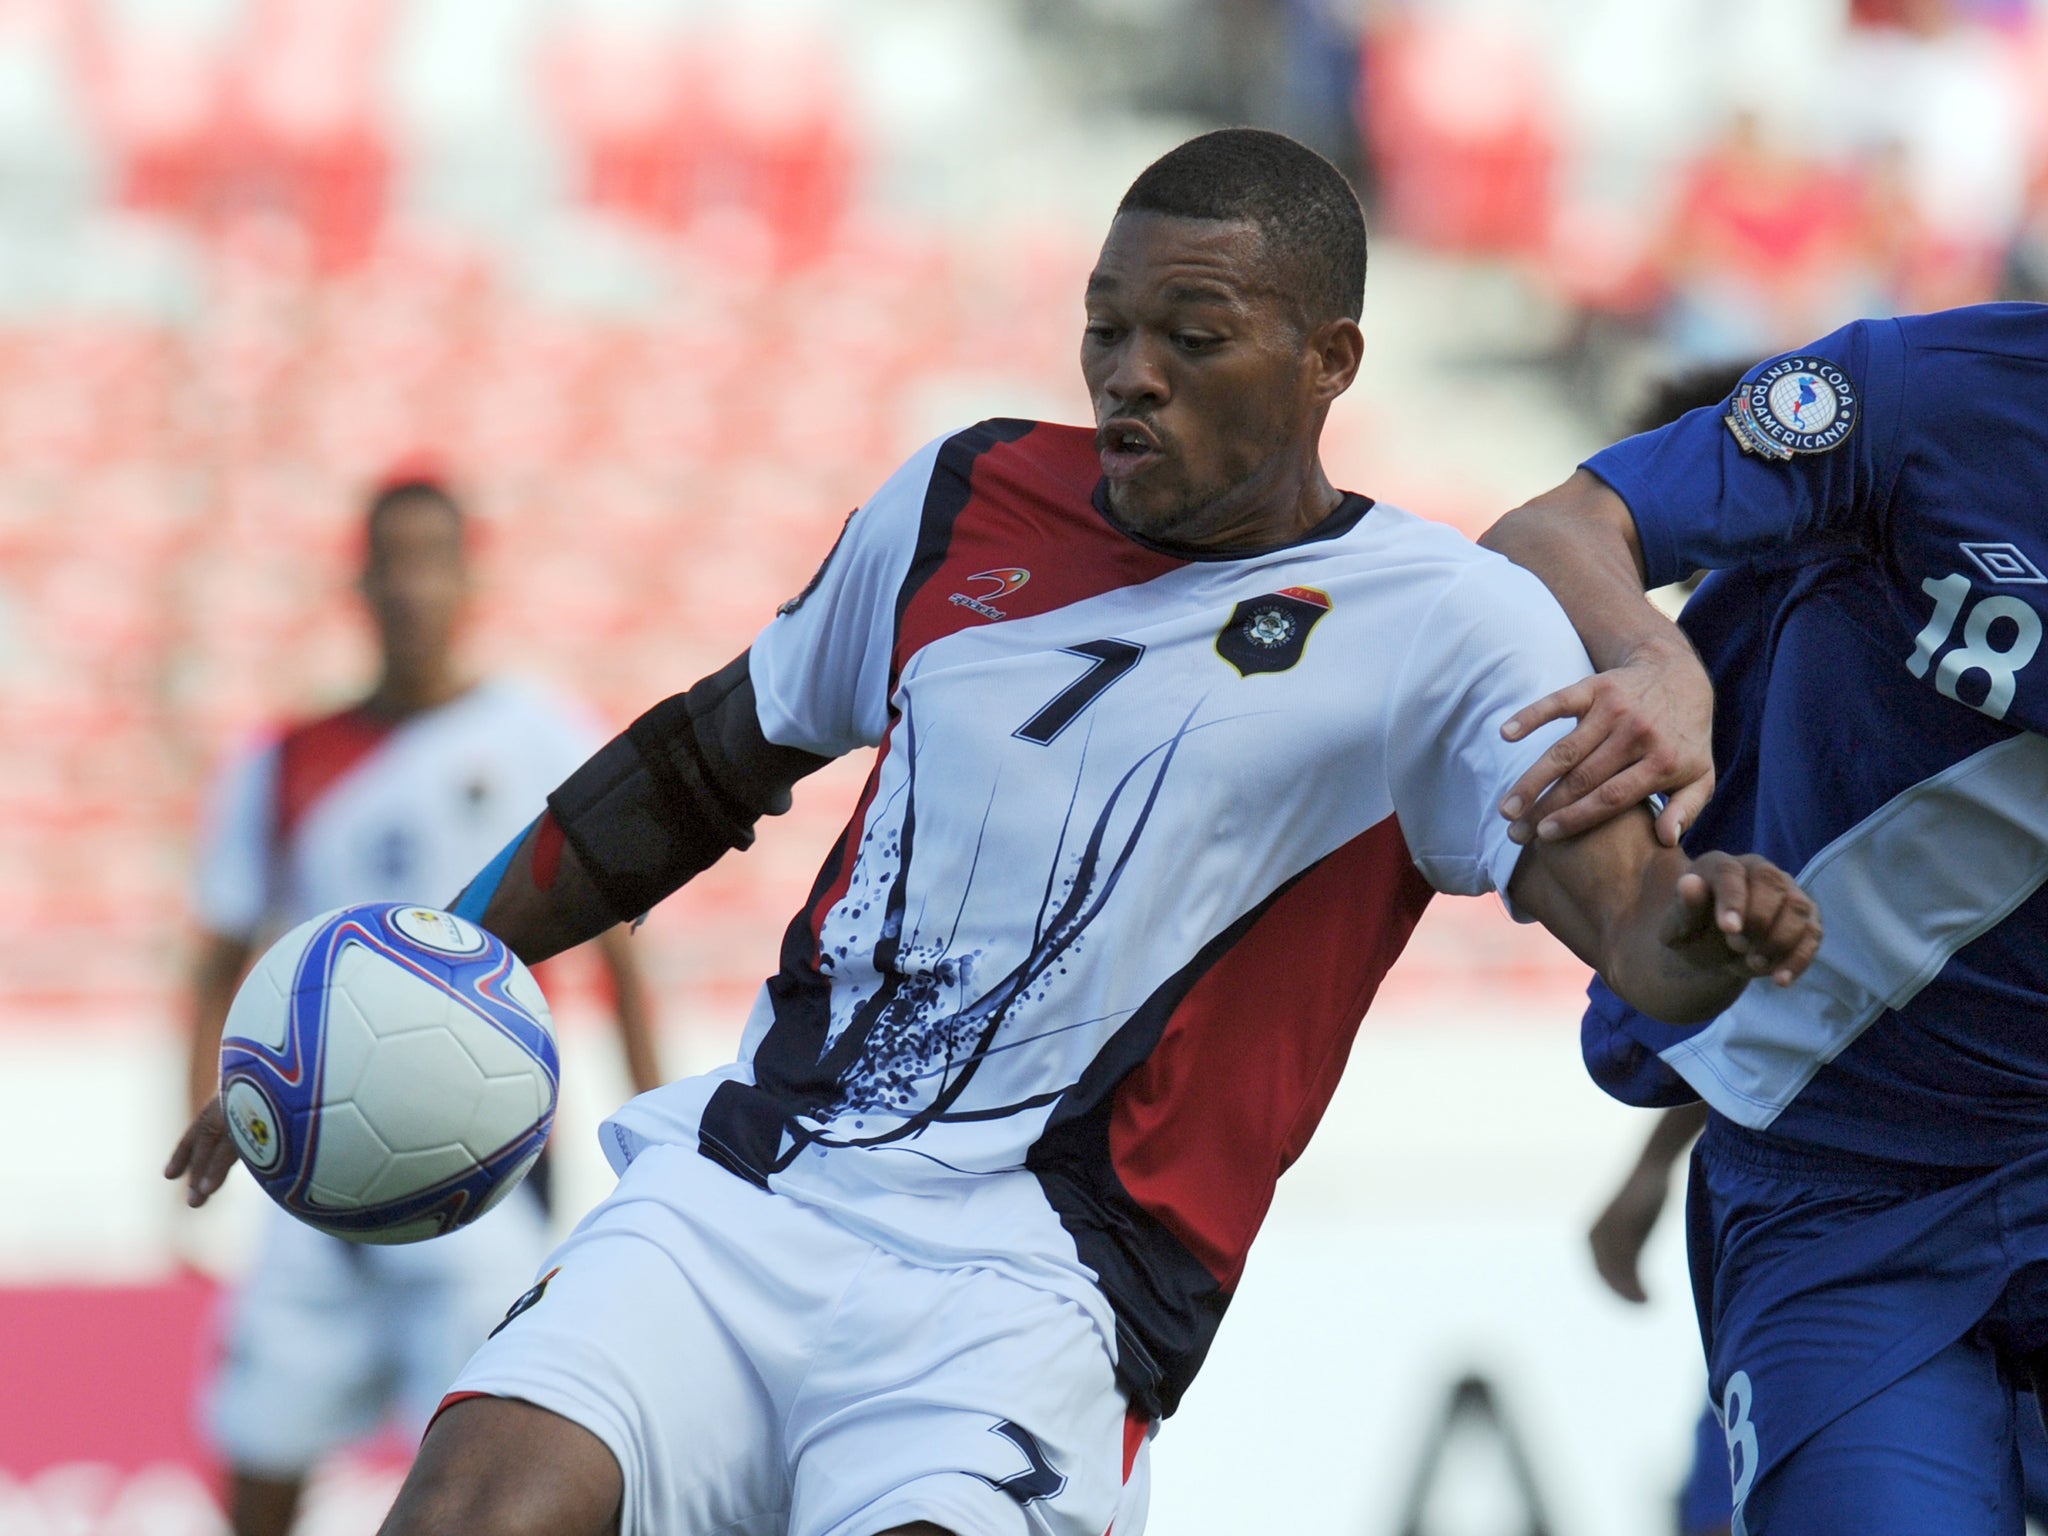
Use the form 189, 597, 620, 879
1083, 323, 1122, 345
1172, 331, 1220, 353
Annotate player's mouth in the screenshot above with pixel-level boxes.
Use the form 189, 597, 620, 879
1097, 418, 1165, 481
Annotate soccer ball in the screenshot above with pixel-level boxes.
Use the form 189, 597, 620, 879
219, 902, 559, 1245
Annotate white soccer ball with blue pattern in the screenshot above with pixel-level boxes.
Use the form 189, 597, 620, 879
219, 902, 559, 1244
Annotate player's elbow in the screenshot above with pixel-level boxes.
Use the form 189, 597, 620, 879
1601, 959, 1736, 1028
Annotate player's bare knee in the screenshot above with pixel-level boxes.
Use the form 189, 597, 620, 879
381, 1398, 621, 1536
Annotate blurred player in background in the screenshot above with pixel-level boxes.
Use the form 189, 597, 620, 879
1489, 301, 2048, 1534
185, 473, 663, 1536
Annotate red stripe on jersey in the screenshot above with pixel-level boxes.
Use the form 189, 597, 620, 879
531, 810, 566, 890
425, 1389, 497, 1439
1122, 1405, 1148, 1481
805, 742, 889, 950
893, 424, 1185, 676
1107, 816, 1434, 1289
274, 707, 395, 842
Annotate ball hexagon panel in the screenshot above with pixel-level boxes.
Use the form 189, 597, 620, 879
358, 1143, 478, 1207
304, 1099, 394, 1206
445, 1002, 552, 1083
349, 1028, 489, 1155
316, 986, 381, 1105
462, 1074, 549, 1155
332, 942, 456, 1042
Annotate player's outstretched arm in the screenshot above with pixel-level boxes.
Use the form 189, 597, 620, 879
449, 650, 831, 966
1480, 470, 1714, 849
1508, 805, 1819, 1025
168, 651, 828, 1208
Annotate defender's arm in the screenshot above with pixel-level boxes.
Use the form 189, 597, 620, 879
1507, 803, 1819, 1026
452, 651, 830, 965
1480, 471, 1714, 848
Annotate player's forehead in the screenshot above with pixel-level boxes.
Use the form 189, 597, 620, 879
1085, 212, 1278, 313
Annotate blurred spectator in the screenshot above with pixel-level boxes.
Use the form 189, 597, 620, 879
1839, 0, 2029, 310
1656, 110, 1871, 363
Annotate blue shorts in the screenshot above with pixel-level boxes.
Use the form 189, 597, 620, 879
1677, 1386, 2048, 1533
1688, 1119, 2048, 1534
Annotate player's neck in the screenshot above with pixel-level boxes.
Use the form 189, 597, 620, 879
362, 661, 473, 722
1117, 457, 1343, 556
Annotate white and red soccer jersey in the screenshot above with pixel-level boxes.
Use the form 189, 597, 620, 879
196, 678, 600, 940
603, 421, 1592, 1418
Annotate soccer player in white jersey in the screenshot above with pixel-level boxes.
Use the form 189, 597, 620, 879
168, 129, 1821, 1536
182, 475, 664, 1536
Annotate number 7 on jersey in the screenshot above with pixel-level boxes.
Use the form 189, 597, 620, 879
1014, 639, 1145, 745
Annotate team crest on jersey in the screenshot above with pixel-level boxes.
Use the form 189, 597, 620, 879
1724, 357, 1858, 461
488, 1266, 561, 1338
948, 568, 1032, 621
1216, 587, 1330, 676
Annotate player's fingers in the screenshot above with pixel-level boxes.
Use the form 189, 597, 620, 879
1655, 775, 1716, 849
1703, 857, 1752, 947
1772, 916, 1824, 988
163, 1122, 197, 1180
1500, 680, 1598, 747
1529, 755, 1672, 843
1735, 872, 1790, 974
1754, 884, 1815, 971
188, 1131, 239, 1207
1501, 718, 1607, 840
1660, 869, 1715, 948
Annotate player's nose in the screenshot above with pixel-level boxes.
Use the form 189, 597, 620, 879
1098, 333, 1170, 413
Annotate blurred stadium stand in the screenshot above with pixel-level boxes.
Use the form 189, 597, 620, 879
11, 6, 2048, 1534
0, 0, 1636, 1042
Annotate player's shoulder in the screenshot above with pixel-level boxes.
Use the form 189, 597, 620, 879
1895, 301, 2048, 366
1328, 499, 1584, 652
854, 418, 1095, 538
460, 675, 603, 746
276, 701, 386, 767
1344, 499, 1560, 605
927, 418, 1098, 495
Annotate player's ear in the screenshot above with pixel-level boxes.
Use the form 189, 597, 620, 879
1306, 316, 1363, 404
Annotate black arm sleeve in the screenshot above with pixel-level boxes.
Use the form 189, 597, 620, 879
546, 652, 832, 923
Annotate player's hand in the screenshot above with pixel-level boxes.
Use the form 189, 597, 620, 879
1499, 641, 1715, 849
1588, 1163, 1670, 1304
164, 1094, 239, 1208
1661, 852, 1821, 988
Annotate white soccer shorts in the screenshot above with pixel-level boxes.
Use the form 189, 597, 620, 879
444, 1142, 1152, 1536
209, 1188, 550, 1476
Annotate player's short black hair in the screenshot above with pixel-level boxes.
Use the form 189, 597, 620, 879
1630, 362, 1754, 436
1117, 127, 1367, 327
365, 475, 465, 559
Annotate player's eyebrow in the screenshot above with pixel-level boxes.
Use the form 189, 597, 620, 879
1161, 282, 1243, 308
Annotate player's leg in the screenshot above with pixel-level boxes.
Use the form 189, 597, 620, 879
1740, 1329, 2021, 1536
208, 1215, 388, 1536
380, 1396, 621, 1536
384, 1144, 833, 1536
1676, 1399, 1732, 1536
788, 1249, 1140, 1536
226, 1472, 303, 1536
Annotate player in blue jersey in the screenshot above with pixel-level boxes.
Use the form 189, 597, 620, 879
1484, 302, 2048, 1534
